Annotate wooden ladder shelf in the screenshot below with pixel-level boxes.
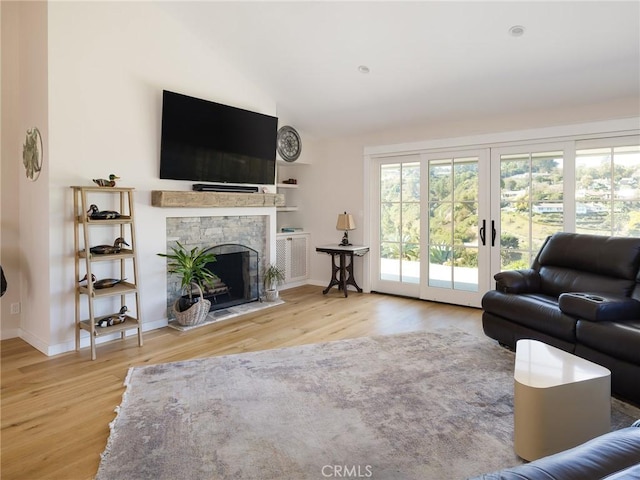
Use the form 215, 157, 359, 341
71, 186, 143, 360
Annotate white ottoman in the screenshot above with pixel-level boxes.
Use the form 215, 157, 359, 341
514, 339, 611, 461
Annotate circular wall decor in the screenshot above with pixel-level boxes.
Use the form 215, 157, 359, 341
22, 127, 43, 181
276, 125, 302, 162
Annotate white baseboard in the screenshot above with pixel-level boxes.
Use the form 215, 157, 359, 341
280, 279, 310, 290
17, 329, 51, 356
307, 278, 371, 293
13, 281, 374, 357
21, 318, 169, 357
281, 279, 340, 289
1, 328, 22, 341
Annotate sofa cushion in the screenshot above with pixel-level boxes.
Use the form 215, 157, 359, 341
573, 345, 640, 405
576, 319, 640, 365
538, 232, 640, 280
481, 291, 577, 342
538, 266, 637, 298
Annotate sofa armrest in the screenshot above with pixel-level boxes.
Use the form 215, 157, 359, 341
559, 292, 640, 322
469, 425, 640, 480
494, 269, 540, 294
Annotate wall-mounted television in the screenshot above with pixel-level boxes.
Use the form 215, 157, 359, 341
160, 90, 277, 185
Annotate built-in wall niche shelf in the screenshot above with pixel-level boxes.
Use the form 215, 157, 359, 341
151, 190, 285, 208
276, 181, 300, 213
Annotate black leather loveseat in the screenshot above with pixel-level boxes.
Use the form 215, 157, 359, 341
482, 232, 640, 406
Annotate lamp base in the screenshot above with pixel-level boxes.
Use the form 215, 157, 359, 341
339, 231, 352, 246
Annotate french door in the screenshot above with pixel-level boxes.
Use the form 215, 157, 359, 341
371, 143, 571, 307
422, 150, 491, 306
372, 149, 491, 307
374, 155, 422, 298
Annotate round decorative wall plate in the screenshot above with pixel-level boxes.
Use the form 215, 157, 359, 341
22, 127, 43, 181
276, 125, 301, 162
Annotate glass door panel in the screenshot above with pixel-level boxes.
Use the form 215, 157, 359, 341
427, 158, 481, 291
423, 152, 489, 307
378, 161, 420, 292
428, 160, 453, 289
497, 149, 565, 270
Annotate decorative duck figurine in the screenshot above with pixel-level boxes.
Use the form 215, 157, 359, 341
93, 174, 120, 187
96, 306, 128, 327
78, 273, 127, 289
87, 204, 121, 220
89, 237, 129, 255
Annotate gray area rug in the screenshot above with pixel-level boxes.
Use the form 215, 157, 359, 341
96, 330, 640, 480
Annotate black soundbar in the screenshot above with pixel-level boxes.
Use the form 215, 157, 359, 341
192, 184, 259, 193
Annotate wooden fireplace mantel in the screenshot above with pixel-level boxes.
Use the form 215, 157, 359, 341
151, 190, 285, 208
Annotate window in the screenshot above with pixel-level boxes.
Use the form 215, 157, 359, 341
576, 143, 640, 237
379, 162, 420, 283
499, 150, 564, 269
428, 156, 480, 291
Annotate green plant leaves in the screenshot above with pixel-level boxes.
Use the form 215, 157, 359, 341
157, 241, 217, 299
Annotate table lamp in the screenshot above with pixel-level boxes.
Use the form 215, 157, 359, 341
336, 212, 356, 246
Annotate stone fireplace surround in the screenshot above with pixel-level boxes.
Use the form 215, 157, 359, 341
164, 215, 268, 317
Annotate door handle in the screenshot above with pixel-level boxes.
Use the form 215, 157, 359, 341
480, 219, 486, 246
491, 220, 497, 247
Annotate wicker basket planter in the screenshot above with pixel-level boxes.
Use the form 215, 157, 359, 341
173, 284, 211, 326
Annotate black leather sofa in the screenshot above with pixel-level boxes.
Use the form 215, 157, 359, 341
482, 232, 640, 406
470, 421, 640, 480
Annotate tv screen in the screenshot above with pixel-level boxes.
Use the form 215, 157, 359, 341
160, 90, 277, 185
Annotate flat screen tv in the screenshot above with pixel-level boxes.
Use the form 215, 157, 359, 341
160, 90, 277, 185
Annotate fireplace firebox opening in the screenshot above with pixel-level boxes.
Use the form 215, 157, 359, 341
202, 243, 260, 311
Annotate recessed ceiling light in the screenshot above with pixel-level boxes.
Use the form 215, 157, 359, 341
509, 25, 525, 37
358, 65, 370, 74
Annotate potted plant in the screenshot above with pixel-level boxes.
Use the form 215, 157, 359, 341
157, 242, 217, 312
263, 263, 285, 302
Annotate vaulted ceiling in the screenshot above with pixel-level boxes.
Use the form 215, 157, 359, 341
161, 1, 640, 138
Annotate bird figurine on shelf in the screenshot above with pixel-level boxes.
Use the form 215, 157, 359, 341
89, 237, 129, 255
78, 273, 127, 289
87, 204, 121, 220
95, 306, 128, 328
92, 174, 120, 187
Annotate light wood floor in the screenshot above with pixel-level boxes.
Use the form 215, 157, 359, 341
1, 286, 483, 480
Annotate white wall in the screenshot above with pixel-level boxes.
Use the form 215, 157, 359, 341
20, 1, 50, 351
1, 1, 50, 345
40, 2, 278, 354
0, 1, 23, 338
